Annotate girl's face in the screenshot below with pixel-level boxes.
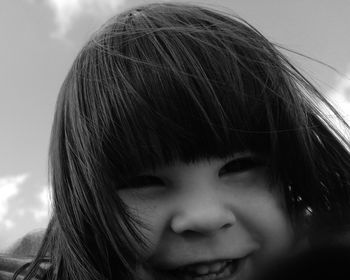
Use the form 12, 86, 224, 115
118, 152, 294, 280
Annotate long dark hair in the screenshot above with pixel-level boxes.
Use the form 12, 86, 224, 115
18, 3, 350, 280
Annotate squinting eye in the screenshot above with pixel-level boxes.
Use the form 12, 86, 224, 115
218, 157, 264, 177
131, 175, 165, 188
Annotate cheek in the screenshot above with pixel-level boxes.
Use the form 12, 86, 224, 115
253, 195, 292, 247
224, 171, 293, 255
118, 191, 170, 255
236, 187, 294, 257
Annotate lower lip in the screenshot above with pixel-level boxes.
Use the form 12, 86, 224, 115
170, 259, 245, 280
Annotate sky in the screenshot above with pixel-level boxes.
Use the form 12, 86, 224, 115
0, 0, 350, 251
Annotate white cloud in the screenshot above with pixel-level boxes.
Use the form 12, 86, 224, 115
329, 69, 350, 122
4, 219, 15, 229
0, 174, 28, 224
32, 186, 52, 221
15, 208, 26, 217
44, 0, 126, 39
323, 66, 350, 140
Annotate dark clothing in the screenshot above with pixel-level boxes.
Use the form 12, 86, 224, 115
257, 245, 350, 280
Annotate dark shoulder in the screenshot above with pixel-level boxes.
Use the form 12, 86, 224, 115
258, 244, 350, 280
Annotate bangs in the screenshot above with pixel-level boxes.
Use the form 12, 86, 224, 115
74, 4, 305, 181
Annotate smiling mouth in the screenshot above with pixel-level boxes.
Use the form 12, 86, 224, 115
164, 258, 243, 280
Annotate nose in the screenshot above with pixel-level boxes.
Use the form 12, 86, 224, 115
170, 197, 236, 235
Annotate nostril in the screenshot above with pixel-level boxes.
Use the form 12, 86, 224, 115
179, 223, 233, 238
171, 210, 236, 235
181, 229, 202, 238
222, 222, 233, 229
222, 220, 236, 229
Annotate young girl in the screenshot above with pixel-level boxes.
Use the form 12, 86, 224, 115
15, 2, 350, 280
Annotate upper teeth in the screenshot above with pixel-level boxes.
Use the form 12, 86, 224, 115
182, 260, 229, 275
